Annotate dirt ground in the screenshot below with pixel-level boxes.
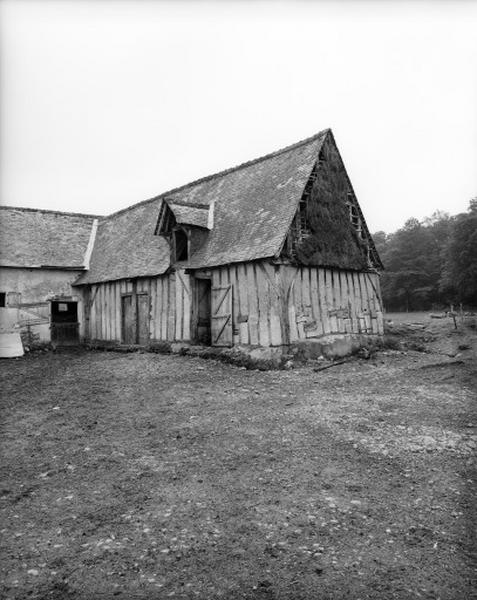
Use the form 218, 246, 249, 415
1, 315, 476, 599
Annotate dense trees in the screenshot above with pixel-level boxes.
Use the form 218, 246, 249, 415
373, 200, 477, 311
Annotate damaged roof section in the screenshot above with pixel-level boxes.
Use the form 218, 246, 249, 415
0, 206, 98, 269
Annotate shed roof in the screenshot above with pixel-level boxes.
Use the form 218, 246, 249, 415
0, 206, 98, 269
167, 201, 211, 229
76, 129, 329, 284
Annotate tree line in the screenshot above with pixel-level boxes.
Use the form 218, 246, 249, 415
372, 199, 477, 312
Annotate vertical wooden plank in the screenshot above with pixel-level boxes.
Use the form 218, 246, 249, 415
102, 284, 108, 340
236, 263, 249, 345
259, 262, 282, 346
302, 267, 312, 318
364, 273, 378, 334
374, 273, 384, 335
161, 277, 168, 341
108, 283, 114, 340
105, 283, 110, 340
332, 271, 343, 333
230, 265, 240, 346
317, 268, 330, 334
137, 293, 150, 344
365, 272, 380, 334
285, 267, 299, 342
256, 263, 270, 347
345, 271, 358, 334
89, 285, 96, 340
151, 278, 158, 340
310, 268, 323, 336
93, 284, 99, 340
104, 283, 110, 340
358, 273, 371, 333
155, 278, 161, 340
113, 282, 119, 341
246, 263, 259, 345
294, 267, 303, 317
167, 273, 176, 340
352, 272, 364, 333
182, 272, 191, 341
338, 271, 350, 333
95, 284, 100, 340
324, 270, 337, 333
96, 284, 102, 340
175, 271, 183, 340
269, 277, 282, 346
290, 268, 302, 340
109, 283, 114, 340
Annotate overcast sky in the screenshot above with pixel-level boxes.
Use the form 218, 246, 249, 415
1, 0, 476, 233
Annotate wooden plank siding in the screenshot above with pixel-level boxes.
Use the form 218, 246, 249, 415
283, 265, 383, 341
81, 261, 383, 347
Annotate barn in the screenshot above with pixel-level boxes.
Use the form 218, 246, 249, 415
0, 207, 98, 347
73, 129, 384, 353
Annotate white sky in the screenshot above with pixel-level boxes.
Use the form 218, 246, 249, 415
1, 0, 476, 233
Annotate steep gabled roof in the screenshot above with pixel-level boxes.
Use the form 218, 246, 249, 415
76, 129, 329, 284
0, 206, 98, 269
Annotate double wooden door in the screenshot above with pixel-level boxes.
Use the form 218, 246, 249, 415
121, 293, 150, 345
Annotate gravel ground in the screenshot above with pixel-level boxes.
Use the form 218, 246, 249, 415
0, 322, 476, 599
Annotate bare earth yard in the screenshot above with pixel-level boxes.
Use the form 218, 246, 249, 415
1, 318, 476, 599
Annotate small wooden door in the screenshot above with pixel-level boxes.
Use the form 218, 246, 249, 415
137, 294, 150, 345
50, 301, 79, 345
195, 279, 211, 345
121, 293, 150, 344
211, 285, 232, 347
121, 295, 135, 344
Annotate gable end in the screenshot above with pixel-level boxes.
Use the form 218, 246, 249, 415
281, 132, 382, 270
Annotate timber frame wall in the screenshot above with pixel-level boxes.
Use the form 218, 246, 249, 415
82, 260, 383, 347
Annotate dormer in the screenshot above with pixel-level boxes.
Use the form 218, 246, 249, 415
155, 198, 214, 264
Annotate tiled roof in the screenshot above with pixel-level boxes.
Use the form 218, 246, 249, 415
168, 201, 211, 229
74, 200, 170, 285
77, 129, 328, 283
0, 206, 98, 268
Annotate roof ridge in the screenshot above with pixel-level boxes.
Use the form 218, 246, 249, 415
0, 205, 101, 219
106, 129, 331, 219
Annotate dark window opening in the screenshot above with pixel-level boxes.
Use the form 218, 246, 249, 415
174, 228, 189, 261
162, 209, 175, 234
0, 292, 6, 307
156, 202, 176, 236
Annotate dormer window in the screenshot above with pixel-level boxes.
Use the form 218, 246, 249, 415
173, 228, 189, 262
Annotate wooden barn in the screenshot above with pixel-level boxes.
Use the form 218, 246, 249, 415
73, 129, 384, 351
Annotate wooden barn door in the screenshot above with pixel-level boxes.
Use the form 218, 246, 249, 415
211, 285, 232, 347
136, 294, 150, 345
121, 293, 150, 344
121, 295, 135, 344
